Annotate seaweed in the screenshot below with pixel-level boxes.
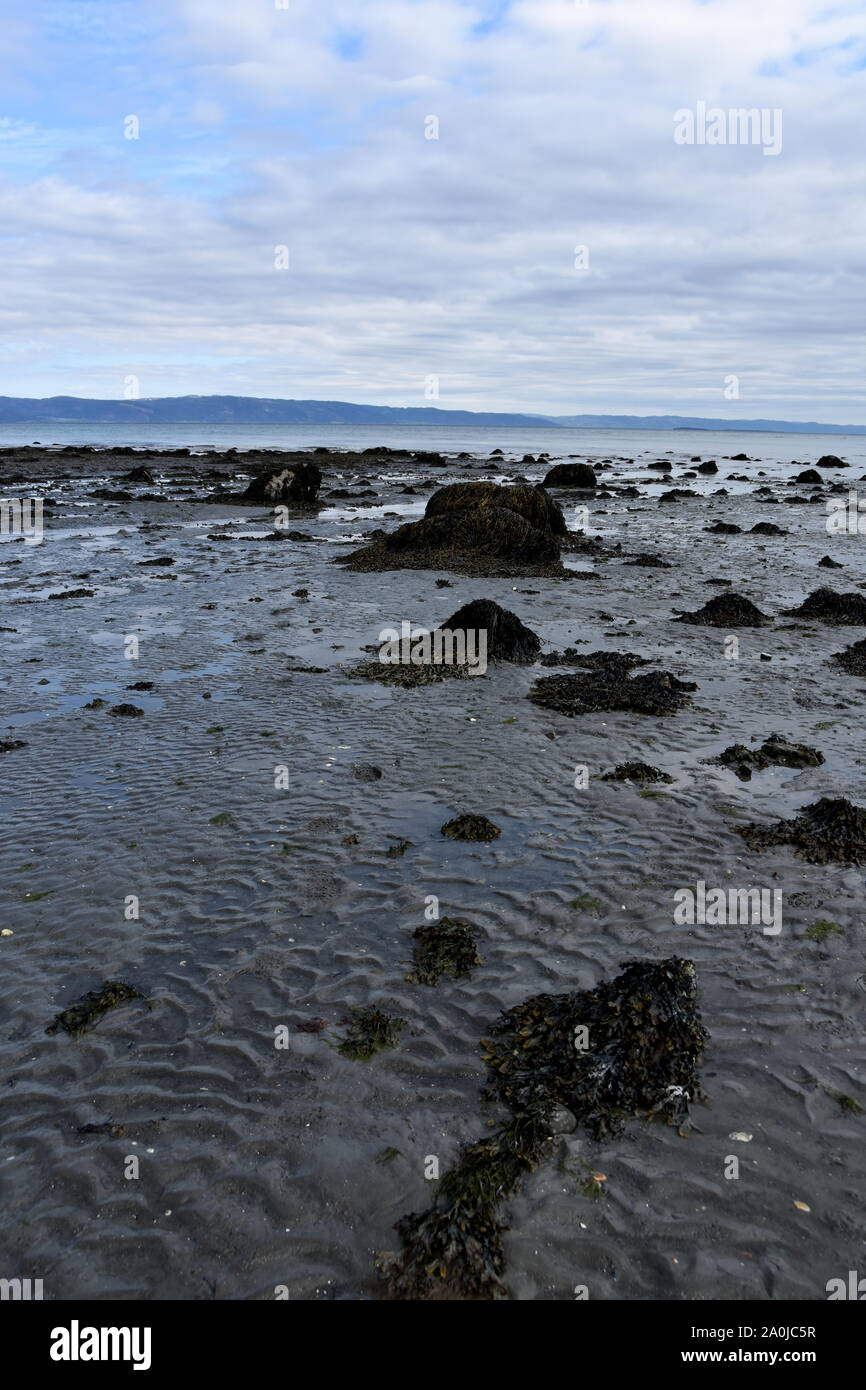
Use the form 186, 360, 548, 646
108, 703, 144, 718
386, 958, 707, 1300
407, 918, 482, 985
783, 587, 866, 625
830, 636, 866, 676
441, 814, 502, 842
740, 797, 866, 865
528, 665, 696, 717
337, 1006, 405, 1060
601, 761, 673, 783
46, 981, 144, 1037
709, 735, 824, 781
674, 592, 768, 626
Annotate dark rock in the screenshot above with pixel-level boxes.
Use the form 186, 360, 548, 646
542, 462, 597, 488
795, 469, 823, 484
108, 703, 145, 717
440, 599, 540, 663
750, 522, 787, 536
352, 763, 383, 782
704, 521, 742, 534
816, 455, 847, 468
241, 461, 322, 505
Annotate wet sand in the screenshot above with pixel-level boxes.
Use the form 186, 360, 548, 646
1, 442, 864, 1300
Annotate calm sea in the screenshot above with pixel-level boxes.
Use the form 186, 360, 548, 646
3, 421, 865, 472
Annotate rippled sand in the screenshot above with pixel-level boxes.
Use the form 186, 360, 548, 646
1, 445, 864, 1300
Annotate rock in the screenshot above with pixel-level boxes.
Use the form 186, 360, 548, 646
0, 739, 27, 753
697, 461, 718, 473
241, 461, 322, 505
731, 452, 750, 461
795, 469, 822, 484
440, 598, 541, 663
441, 813, 501, 841
741, 797, 866, 865
541, 462, 597, 488
750, 522, 788, 536
123, 466, 155, 484
783, 587, 866, 625
108, 703, 145, 717
674, 592, 768, 626
648, 459, 673, 471
341, 482, 569, 577
352, 763, 383, 782
704, 521, 742, 534
816, 455, 847, 468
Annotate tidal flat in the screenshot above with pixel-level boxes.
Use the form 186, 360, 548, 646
1, 440, 864, 1300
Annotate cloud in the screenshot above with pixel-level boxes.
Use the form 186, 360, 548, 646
1, 0, 865, 419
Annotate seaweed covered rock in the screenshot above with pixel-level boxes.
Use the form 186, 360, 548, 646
123, 465, 155, 484
241, 461, 322, 506
740, 797, 866, 864
407, 918, 482, 985
441, 813, 501, 842
783, 587, 866, 625
339, 482, 569, 578
704, 521, 742, 534
386, 958, 707, 1300
425, 481, 566, 536
830, 636, 866, 675
541, 462, 597, 489
529, 662, 696, 717
46, 981, 144, 1036
751, 522, 788, 536
601, 761, 673, 783
440, 599, 540, 663
674, 592, 768, 626
710, 735, 824, 782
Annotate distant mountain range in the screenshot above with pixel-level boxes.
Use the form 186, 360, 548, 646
0, 395, 864, 435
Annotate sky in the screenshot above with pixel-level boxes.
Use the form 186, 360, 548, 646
0, 0, 865, 421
